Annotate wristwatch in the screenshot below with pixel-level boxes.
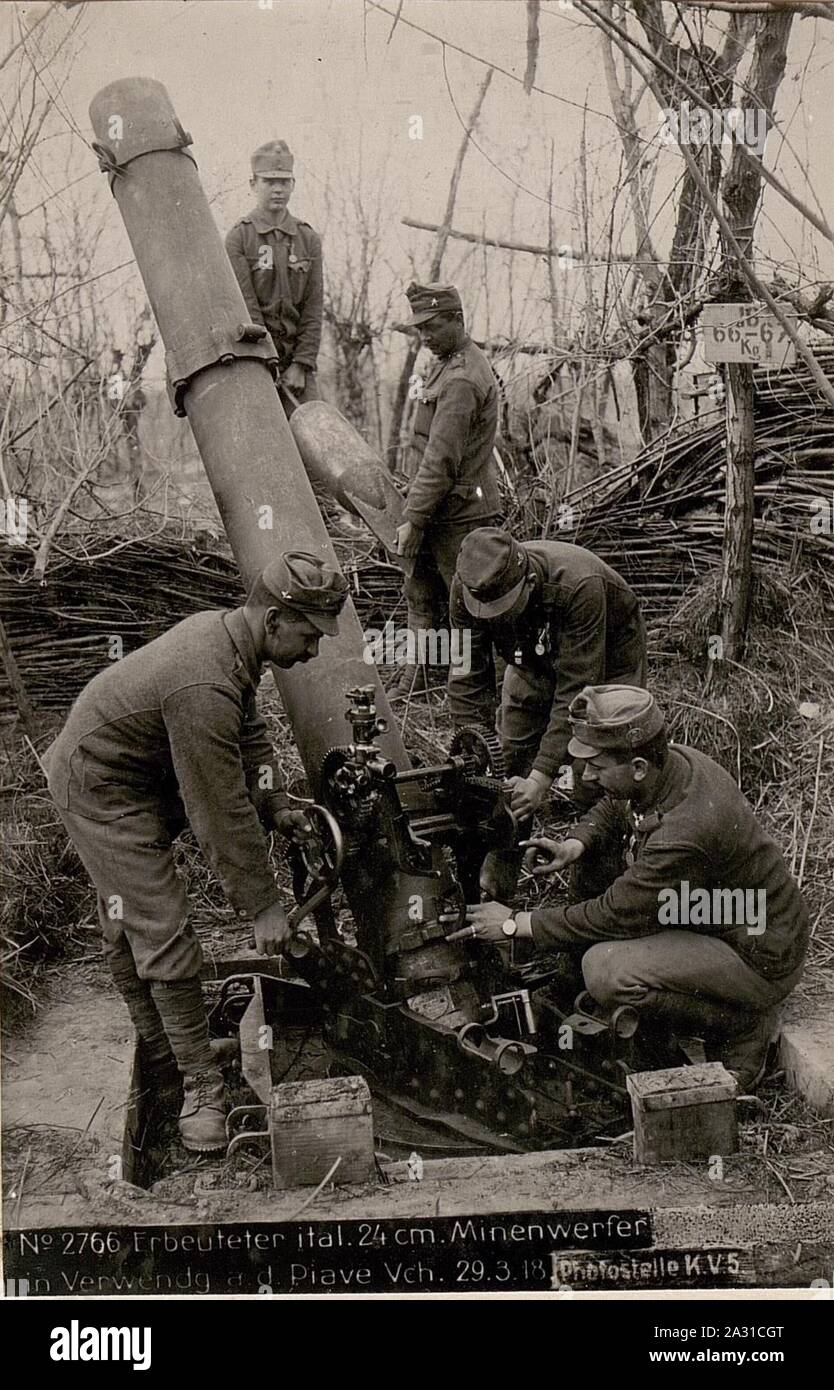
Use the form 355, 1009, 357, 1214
501, 918, 518, 939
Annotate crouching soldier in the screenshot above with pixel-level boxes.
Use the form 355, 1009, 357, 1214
43, 553, 348, 1152
453, 685, 808, 1091
449, 528, 647, 898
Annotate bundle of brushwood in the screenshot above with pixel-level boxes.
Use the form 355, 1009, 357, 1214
2, 348, 833, 715
0, 525, 405, 715
558, 347, 834, 622
0, 532, 243, 715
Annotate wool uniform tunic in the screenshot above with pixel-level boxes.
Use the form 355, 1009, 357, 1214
449, 540, 647, 781
402, 337, 501, 528
225, 207, 323, 377
530, 744, 808, 1008
401, 337, 501, 630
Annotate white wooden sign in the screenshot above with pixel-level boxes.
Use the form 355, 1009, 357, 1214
701, 304, 796, 368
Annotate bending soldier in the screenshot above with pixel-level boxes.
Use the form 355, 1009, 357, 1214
44, 553, 348, 1153
449, 527, 647, 897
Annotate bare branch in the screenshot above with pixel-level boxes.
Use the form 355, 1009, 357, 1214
0, 0, 55, 75
582, 0, 834, 414
676, 2, 833, 16
7, 361, 92, 447
431, 62, 494, 278
579, 0, 834, 246
524, 0, 540, 95
385, 0, 404, 44
402, 217, 634, 263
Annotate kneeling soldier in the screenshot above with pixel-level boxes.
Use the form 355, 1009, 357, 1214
452, 685, 808, 1091
43, 553, 348, 1152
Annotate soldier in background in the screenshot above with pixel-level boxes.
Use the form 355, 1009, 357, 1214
391, 283, 502, 693
226, 140, 323, 413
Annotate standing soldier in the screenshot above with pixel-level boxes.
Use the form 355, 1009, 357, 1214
392, 283, 502, 693
449, 528, 647, 897
43, 554, 348, 1153
225, 140, 323, 413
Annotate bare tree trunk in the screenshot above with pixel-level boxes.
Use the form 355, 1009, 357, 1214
600, 27, 671, 444
604, 4, 754, 446
717, 364, 755, 661
544, 141, 571, 447
524, 1, 540, 95
717, 8, 793, 663
578, 123, 606, 472
387, 66, 493, 470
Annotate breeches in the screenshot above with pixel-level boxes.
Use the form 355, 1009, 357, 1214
581, 931, 803, 1012
404, 518, 499, 632
54, 803, 202, 982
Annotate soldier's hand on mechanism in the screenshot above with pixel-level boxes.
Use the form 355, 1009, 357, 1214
281, 361, 307, 393
396, 521, 423, 559
520, 836, 585, 877
505, 772, 552, 819
252, 900, 292, 955
448, 901, 533, 945
272, 807, 313, 843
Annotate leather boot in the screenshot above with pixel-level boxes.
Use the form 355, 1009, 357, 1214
178, 1069, 228, 1153
707, 1006, 780, 1093
138, 1038, 240, 1114
136, 1041, 180, 1107
639, 992, 776, 1091
150, 978, 228, 1150
640, 990, 737, 1038
635, 990, 737, 1070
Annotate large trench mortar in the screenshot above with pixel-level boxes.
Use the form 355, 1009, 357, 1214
88, 77, 464, 992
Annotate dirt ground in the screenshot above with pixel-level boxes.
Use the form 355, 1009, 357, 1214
2, 664, 833, 1302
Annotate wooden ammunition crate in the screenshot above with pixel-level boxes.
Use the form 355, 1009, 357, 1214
269, 1075, 375, 1189
626, 1063, 738, 1165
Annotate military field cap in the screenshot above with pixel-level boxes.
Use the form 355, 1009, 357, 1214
397, 282, 462, 329
259, 551, 348, 636
456, 527, 529, 620
567, 685, 665, 759
251, 140, 294, 177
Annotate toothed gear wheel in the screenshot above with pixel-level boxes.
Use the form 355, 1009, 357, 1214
450, 725, 506, 780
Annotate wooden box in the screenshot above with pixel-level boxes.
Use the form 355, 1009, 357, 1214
626, 1063, 738, 1165
269, 1075, 375, 1189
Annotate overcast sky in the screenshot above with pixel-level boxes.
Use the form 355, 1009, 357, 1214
9, 1, 834, 362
